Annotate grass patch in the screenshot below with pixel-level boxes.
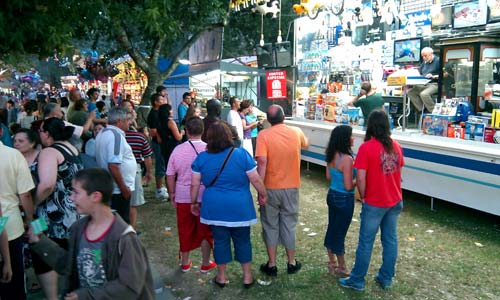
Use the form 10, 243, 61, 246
138, 163, 500, 299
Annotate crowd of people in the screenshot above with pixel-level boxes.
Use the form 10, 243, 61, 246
0, 84, 404, 298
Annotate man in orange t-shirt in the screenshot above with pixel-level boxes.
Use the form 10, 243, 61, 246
255, 105, 308, 277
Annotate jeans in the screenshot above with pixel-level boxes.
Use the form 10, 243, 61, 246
349, 200, 403, 288
151, 140, 165, 178
324, 189, 354, 255
210, 226, 252, 264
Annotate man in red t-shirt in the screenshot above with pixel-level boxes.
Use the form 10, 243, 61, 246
339, 110, 404, 292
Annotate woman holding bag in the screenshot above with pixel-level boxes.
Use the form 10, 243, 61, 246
191, 121, 267, 289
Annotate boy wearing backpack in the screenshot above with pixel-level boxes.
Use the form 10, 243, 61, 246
28, 168, 154, 300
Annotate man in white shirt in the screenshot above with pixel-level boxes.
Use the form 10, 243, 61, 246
95, 106, 137, 224
226, 96, 243, 147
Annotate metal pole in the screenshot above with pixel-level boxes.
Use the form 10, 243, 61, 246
402, 85, 407, 131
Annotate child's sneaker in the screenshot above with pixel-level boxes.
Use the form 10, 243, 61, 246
200, 261, 217, 273
181, 260, 192, 273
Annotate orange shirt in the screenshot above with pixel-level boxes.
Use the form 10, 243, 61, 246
255, 124, 308, 189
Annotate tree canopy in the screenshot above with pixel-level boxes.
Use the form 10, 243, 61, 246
0, 0, 297, 104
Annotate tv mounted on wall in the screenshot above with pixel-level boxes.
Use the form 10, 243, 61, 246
432, 6, 453, 29
393, 38, 422, 65
453, 0, 487, 29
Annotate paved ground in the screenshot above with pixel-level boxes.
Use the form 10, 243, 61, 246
26, 264, 173, 299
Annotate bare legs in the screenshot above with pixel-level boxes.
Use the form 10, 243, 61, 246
37, 271, 58, 300
327, 248, 349, 276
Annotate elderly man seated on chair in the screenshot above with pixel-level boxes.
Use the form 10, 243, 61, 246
408, 47, 440, 113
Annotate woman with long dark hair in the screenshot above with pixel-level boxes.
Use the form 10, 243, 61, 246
157, 104, 184, 167
324, 125, 355, 277
339, 110, 404, 291
34, 117, 83, 300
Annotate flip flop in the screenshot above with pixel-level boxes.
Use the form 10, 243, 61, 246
212, 277, 228, 288
334, 267, 351, 278
243, 279, 255, 289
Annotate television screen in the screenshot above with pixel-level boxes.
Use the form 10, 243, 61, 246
393, 38, 422, 65
432, 6, 453, 29
453, 1, 487, 29
488, 0, 500, 23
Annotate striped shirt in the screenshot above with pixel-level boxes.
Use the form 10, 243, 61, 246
125, 130, 153, 163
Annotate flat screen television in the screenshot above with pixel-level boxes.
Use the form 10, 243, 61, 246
393, 38, 422, 65
488, 0, 500, 23
432, 6, 453, 29
453, 0, 487, 29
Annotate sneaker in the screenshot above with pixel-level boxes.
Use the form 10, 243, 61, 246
200, 261, 217, 273
181, 260, 192, 273
374, 275, 391, 290
260, 262, 278, 277
338, 277, 365, 291
155, 187, 169, 201
287, 260, 302, 274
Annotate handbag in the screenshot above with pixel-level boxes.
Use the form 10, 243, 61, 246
206, 147, 234, 188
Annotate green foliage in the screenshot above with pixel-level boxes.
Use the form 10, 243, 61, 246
0, 1, 74, 56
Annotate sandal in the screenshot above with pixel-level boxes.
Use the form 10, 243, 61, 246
29, 282, 42, 293
212, 277, 229, 288
328, 262, 338, 275
334, 267, 350, 278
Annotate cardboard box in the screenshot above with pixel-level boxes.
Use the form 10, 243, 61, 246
484, 127, 497, 143
422, 114, 456, 137
448, 125, 465, 139
491, 109, 500, 128
465, 122, 486, 142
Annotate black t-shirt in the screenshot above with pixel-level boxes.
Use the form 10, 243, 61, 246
147, 109, 160, 143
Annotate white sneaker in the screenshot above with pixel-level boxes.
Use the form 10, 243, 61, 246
155, 187, 169, 201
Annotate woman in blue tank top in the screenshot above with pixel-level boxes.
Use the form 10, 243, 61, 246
324, 125, 356, 277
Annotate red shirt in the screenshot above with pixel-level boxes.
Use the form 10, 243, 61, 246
354, 138, 404, 208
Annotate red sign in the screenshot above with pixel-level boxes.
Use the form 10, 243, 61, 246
266, 70, 287, 100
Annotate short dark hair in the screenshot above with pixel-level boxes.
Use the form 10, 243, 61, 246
229, 96, 239, 107
183, 92, 191, 100
86, 87, 99, 98
186, 117, 204, 136
150, 93, 162, 106
267, 105, 285, 125
156, 86, 167, 93
361, 82, 371, 93
206, 121, 234, 153
60, 97, 69, 108
15, 128, 39, 148
74, 168, 114, 205
206, 99, 221, 117
74, 99, 87, 111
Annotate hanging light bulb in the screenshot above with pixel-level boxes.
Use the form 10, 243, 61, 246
277, 30, 282, 43
260, 34, 265, 47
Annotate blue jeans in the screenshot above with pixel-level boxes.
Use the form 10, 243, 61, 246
324, 189, 354, 255
210, 226, 252, 264
349, 200, 403, 288
151, 140, 165, 178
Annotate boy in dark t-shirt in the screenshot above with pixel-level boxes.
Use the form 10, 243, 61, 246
29, 168, 154, 299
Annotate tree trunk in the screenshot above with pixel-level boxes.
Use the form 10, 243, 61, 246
136, 69, 165, 128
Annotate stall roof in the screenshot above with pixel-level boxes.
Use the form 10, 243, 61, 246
168, 60, 264, 79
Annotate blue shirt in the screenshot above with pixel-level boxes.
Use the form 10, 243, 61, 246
245, 113, 258, 138
192, 147, 257, 227
178, 103, 188, 123
328, 154, 355, 194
